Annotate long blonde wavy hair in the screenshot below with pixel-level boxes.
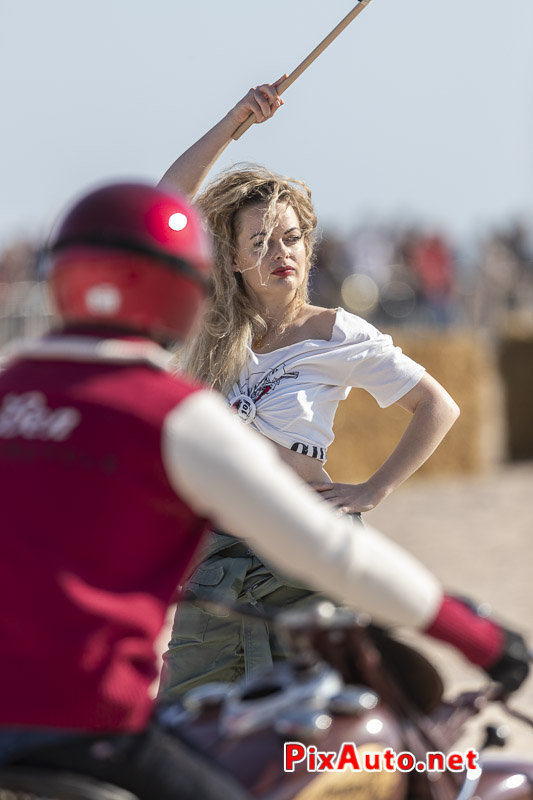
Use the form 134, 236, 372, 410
180, 164, 318, 395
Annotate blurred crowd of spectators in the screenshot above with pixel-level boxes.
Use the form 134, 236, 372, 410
310, 219, 533, 332
1, 219, 532, 347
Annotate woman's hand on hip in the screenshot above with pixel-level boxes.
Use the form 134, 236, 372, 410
311, 482, 385, 515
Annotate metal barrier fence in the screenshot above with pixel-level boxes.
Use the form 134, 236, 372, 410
0, 281, 53, 349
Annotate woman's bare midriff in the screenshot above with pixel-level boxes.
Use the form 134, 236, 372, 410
271, 439, 332, 484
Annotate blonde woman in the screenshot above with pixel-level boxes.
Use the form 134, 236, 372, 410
157, 81, 460, 701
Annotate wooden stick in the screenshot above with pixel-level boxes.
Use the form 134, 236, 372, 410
232, 0, 374, 141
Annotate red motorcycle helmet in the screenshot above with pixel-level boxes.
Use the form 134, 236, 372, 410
46, 181, 213, 342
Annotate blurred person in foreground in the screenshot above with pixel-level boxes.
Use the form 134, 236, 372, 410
0, 182, 528, 800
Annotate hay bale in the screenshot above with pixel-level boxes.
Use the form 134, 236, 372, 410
327, 329, 504, 483
498, 331, 533, 461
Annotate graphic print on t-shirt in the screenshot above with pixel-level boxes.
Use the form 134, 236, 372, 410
231, 362, 299, 422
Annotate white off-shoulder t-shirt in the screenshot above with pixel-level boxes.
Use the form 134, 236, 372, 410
227, 308, 425, 462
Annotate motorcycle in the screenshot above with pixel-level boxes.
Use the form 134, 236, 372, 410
160, 600, 533, 800
1, 601, 532, 800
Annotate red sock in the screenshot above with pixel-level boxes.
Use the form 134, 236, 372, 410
424, 594, 504, 668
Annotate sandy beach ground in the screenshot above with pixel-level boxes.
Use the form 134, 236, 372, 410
366, 461, 533, 760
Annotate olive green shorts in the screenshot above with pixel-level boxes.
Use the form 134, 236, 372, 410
158, 518, 362, 703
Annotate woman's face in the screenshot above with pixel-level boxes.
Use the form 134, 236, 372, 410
232, 203, 308, 304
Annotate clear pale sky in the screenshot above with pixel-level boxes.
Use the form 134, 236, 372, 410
1, 0, 532, 248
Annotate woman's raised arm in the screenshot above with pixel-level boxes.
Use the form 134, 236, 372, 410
159, 78, 286, 200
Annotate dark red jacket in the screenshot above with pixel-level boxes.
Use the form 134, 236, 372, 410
0, 330, 208, 731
